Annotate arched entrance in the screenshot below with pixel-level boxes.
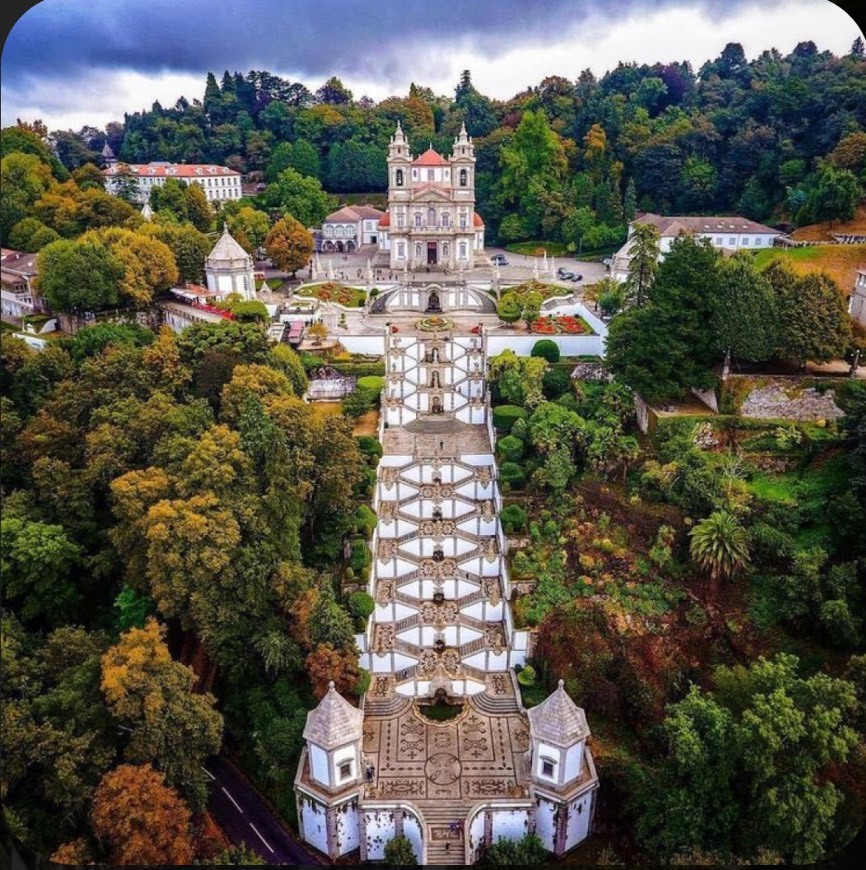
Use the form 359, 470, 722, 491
347, 240, 356, 252
426, 291, 441, 313
431, 396, 443, 414
336, 241, 345, 253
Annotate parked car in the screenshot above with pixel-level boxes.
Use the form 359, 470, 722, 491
569, 273, 583, 282
490, 254, 509, 266
558, 268, 576, 280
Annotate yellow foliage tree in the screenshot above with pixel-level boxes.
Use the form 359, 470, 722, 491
265, 214, 313, 276
91, 763, 195, 865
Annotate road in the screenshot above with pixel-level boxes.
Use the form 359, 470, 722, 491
205, 756, 322, 866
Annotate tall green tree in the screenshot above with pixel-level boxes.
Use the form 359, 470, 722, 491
623, 221, 660, 308
36, 237, 124, 312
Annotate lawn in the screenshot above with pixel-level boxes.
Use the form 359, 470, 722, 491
789, 204, 866, 242
505, 240, 570, 256
752, 244, 866, 291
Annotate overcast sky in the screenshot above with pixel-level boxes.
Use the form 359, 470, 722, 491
1, 0, 862, 130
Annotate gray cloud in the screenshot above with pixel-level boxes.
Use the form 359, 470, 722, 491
3, 0, 791, 92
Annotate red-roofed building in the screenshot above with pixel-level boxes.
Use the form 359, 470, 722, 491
377, 122, 485, 270
321, 204, 386, 252
103, 162, 242, 205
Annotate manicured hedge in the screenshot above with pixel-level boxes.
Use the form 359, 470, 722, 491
329, 361, 386, 377
497, 435, 525, 463
492, 405, 527, 433
500, 504, 528, 533
350, 537, 371, 571
354, 504, 378, 535
531, 339, 560, 362
357, 436, 383, 460
348, 591, 375, 619
499, 461, 526, 488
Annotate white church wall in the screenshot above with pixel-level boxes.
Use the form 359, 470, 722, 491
535, 798, 557, 852
564, 741, 585, 782
300, 796, 330, 855
364, 809, 396, 861
491, 808, 531, 842
309, 744, 329, 786
403, 810, 424, 864
335, 798, 360, 855
565, 795, 592, 850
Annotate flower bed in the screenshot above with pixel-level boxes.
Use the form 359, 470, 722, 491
298, 282, 366, 307
530, 314, 593, 335
416, 316, 454, 332
505, 280, 564, 301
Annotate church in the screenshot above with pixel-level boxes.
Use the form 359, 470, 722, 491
377, 122, 486, 270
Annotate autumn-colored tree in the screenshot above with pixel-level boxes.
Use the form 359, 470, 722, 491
84, 227, 178, 306
91, 764, 195, 865
307, 320, 329, 344
265, 214, 314, 276
141, 220, 212, 283
50, 838, 96, 865
227, 204, 271, 252
184, 182, 213, 232
219, 363, 296, 425
305, 642, 361, 699
100, 618, 223, 809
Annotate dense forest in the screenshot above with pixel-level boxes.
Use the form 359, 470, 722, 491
24, 37, 866, 249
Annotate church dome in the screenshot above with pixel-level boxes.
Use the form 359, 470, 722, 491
302, 681, 364, 750
527, 679, 590, 747
206, 224, 253, 270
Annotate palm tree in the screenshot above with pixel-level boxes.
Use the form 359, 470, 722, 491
689, 510, 750, 582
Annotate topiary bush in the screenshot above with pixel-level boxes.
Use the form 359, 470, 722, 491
356, 375, 385, 393
531, 339, 560, 362
516, 664, 537, 686
543, 367, 572, 400
357, 435, 383, 463
511, 416, 528, 440
492, 405, 528, 433
500, 504, 528, 533
354, 504, 377, 535
497, 435, 525, 463
499, 461, 526, 489
348, 591, 375, 619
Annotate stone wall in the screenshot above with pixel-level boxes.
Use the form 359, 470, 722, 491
731, 377, 845, 422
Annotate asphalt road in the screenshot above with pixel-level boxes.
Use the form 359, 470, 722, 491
205, 756, 322, 866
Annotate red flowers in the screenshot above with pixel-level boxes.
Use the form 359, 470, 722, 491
530, 315, 588, 335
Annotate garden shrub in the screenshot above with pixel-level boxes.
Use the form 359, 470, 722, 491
499, 462, 526, 489
354, 505, 377, 536
542, 367, 572, 400
497, 435, 525, 463
342, 389, 375, 417
350, 538, 370, 571
231, 300, 270, 322
348, 591, 375, 619
501, 504, 528, 533
493, 405, 527, 433
511, 417, 528, 440
356, 375, 385, 393
531, 339, 560, 363
356, 436, 383, 461
516, 664, 537, 687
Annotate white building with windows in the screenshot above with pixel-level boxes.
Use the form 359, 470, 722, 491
204, 225, 256, 300
609, 212, 781, 281
321, 205, 385, 253
377, 122, 485, 270
1, 248, 42, 319
103, 162, 243, 205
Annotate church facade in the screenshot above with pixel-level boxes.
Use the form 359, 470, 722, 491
377, 122, 485, 270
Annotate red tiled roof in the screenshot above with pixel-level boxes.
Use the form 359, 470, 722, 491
473, 212, 485, 228
634, 212, 780, 236
378, 213, 391, 228
412, 148, 448, 167
104, 163, 239, 178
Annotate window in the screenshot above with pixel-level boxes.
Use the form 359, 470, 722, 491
444, 169, 450, 180
414, 213, 422, 228
459, 169, 468, 187
412, 169, 418, 180
459, 241, 467, 259
442, 213, 450, 228
427, 207, 436, 226
427, 169, 434, 181
742, 237, 750, 246
397, 242, 406, 259
715, 237, 723, 246
729, 237, 736, 246
541, 758, 556, 778
395, 169, 404, 187
339, 761, 352, 781
459, 212, 468, 228
397, 212, 405, 228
